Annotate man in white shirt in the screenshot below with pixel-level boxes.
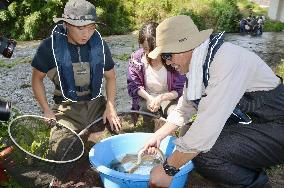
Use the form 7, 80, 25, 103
142, 15, 284, 188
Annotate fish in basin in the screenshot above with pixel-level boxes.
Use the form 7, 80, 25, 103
110, 149, 165, 175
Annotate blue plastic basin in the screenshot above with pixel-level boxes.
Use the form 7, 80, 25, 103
89, 133, 194, 188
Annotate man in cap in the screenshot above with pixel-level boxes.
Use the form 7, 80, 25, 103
143, 15, 284, 187
32, 0, 121, 135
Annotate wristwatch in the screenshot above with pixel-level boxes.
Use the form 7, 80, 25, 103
163, 158, 180, 176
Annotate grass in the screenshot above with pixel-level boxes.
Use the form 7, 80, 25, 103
0, 57, 32, 68
1, 178, 22, 188
112, 53, 130, 61
0, 107, 22, 187
19, 83, 31, 89
0, 107, 21, 150
276, 59, 284, 78
264, 20, 284, 32
237, 0, 266, 16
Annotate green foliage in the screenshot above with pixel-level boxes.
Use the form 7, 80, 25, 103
132, 0, 174, 28
0, 108, 21, 150
14, 120, 50, 158
21, 11, 41, 40
93, 0, 133, 35
237, 0, 267, 16
276, 59, 284, 78
0, 0, 67, 40
0, 0, 282, 40
211, 0, 241, 32
237, 0, 284, 32
264, 20, 284, 32
1, 178, 22, 188
0, 57, 32, 68
176, 9, 206, 30
112, 53, 130, 61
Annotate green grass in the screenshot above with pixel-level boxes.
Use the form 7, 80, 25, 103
0, 107, 21, 150
264, 20, 284, 32
276, 59, 284, 78
0, 107, 22, 187
237, 0, 267, 16
112, 53, 130, 61
0, 59, 19, 68
1, 178, 22, 188
0, 57, 32, 68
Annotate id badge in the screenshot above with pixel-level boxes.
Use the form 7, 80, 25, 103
76, 68, 87, 75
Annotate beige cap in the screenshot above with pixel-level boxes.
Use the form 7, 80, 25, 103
148, 15, 213, 59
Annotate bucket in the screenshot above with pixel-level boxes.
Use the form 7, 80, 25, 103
89, 133, 194, 188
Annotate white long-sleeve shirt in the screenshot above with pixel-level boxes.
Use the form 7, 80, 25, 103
167, 42, 281, 153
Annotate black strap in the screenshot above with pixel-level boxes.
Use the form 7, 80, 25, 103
276, 75, 283, 84
201, 32, 252, 125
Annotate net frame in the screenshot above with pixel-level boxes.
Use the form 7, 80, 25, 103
8, 114, 85, 164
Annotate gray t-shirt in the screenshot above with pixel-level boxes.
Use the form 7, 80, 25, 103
32, 37, 115, 73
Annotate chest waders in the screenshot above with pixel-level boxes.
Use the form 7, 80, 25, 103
51, 24, 105, 103
192, 34, 284, 188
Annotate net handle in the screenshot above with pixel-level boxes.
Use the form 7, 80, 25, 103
78, 110, 166, 136
8, 111, 164, 163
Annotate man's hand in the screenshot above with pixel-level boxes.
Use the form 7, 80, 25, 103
148, 164, 172, 188
141, 134, 163, 155
148, 150, 199, 188
103, 102, 121, 132
43, 109, 56, 120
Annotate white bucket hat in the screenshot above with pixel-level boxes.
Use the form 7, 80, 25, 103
148, 15, 213, 59
53, 0, 97, 27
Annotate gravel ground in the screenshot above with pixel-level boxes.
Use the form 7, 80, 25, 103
0, 32, 283, 116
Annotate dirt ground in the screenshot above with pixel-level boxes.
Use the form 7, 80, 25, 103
2, 113, 284, 188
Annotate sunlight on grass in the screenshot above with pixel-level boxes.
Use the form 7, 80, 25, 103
276, 59, 284, 78
237, 0, 267, 16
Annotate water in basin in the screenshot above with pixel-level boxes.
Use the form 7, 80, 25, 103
110, 153, 163, 175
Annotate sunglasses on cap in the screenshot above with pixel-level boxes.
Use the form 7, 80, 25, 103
161, 53, 172, 61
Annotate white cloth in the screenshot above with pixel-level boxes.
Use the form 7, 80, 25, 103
186, 39, 210, 100
142, 55, 168, 96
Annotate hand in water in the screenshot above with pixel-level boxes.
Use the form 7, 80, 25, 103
141, 135, 163, 155
137, 148, 165, 165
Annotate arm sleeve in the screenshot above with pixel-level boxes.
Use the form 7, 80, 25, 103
172, 71, 187, 98
103, 41, 115, 71
174, 47, 257, 153
167, 86, 197, 127
127, 50, 145, 97
31, 38, 54, 73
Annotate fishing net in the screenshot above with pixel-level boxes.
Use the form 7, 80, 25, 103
2, 111, 167, 187
8, 115, 84, 163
